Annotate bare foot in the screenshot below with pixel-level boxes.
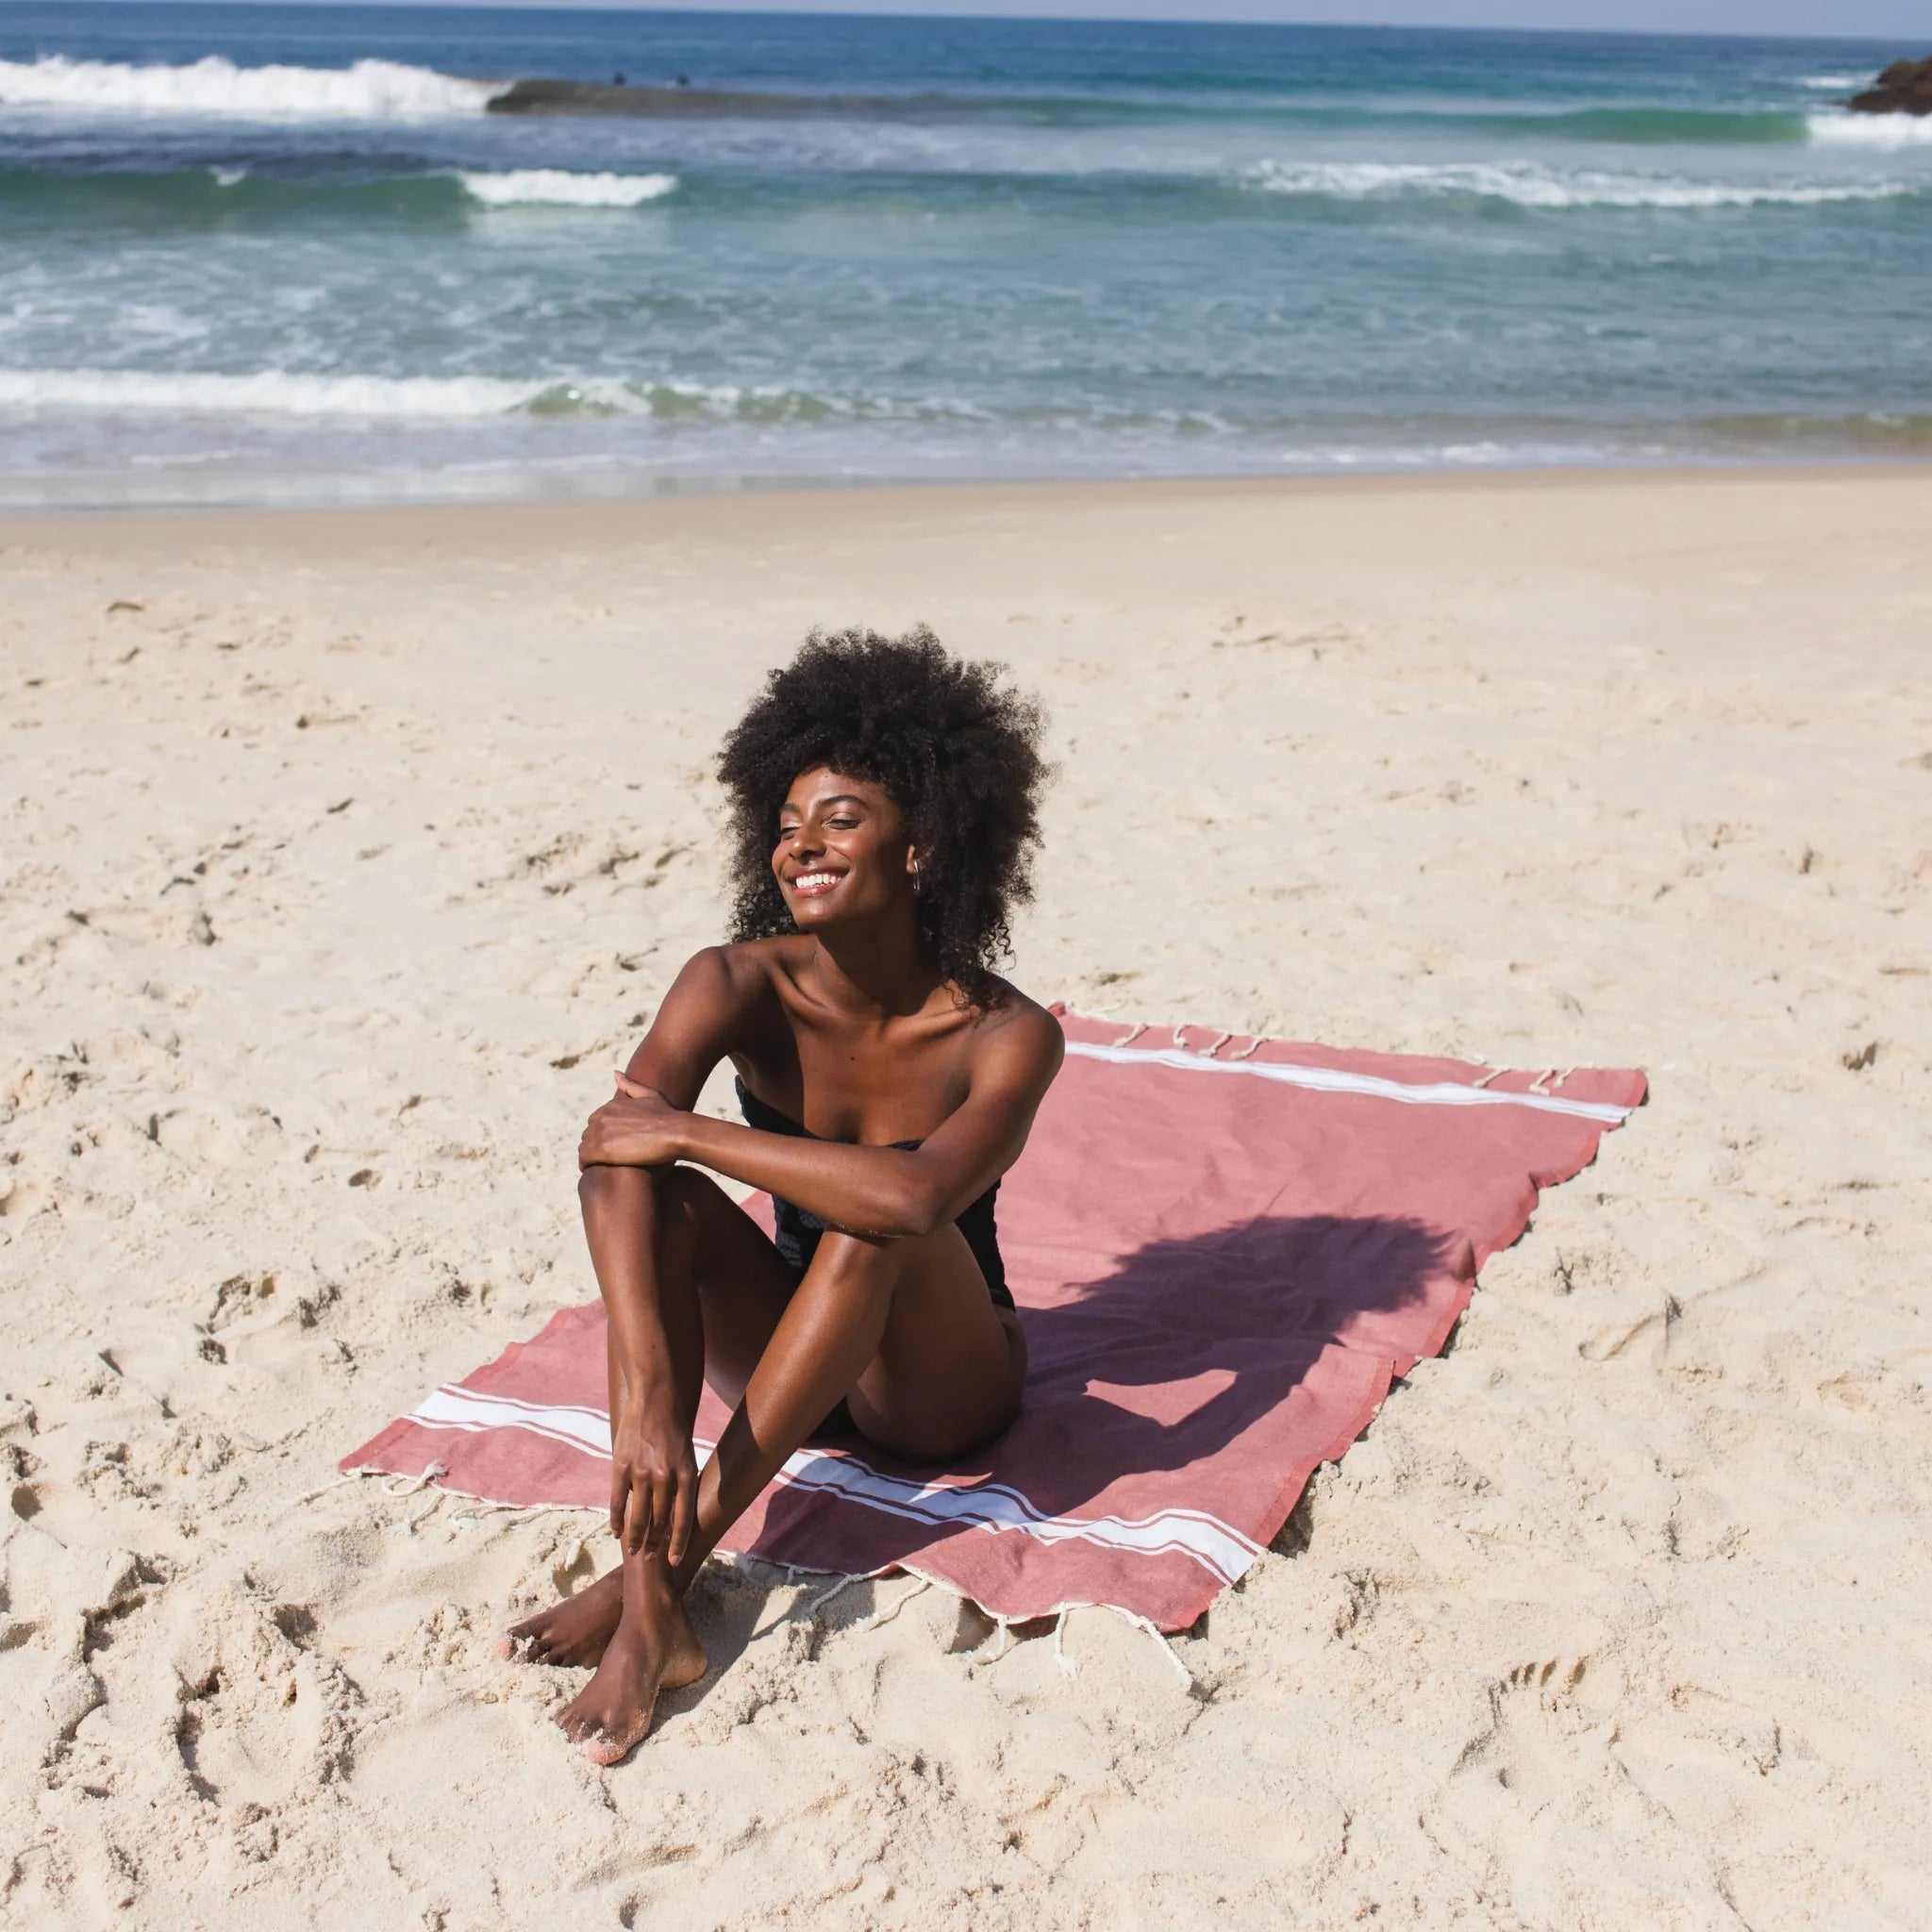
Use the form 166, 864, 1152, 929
495, 1566, 623, 1668
555, 1572, 707, 1766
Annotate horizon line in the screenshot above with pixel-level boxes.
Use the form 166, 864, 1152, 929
44, 0, 1912, 50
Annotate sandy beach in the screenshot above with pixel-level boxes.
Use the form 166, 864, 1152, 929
3, 467, 1929, 1928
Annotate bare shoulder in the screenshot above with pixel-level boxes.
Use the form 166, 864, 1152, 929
711, 932, 836, 1005
968, 983, 1065, 1086
669, 937, 792, 1003
645, 941, 793, 1047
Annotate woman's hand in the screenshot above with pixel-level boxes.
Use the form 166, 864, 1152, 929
578, 1072, 690, 1170
609, 1376, 697, 1563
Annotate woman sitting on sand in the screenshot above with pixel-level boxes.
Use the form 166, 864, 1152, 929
501, 626, 1062, 1763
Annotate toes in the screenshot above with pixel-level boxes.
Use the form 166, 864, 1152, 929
579, 1728, 639, 1767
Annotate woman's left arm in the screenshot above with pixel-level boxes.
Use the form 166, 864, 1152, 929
580, 1004, 1064, 1241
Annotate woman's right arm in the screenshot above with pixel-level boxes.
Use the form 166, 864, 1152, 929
615, 944, 762, 1111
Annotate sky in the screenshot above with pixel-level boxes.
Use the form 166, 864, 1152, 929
313, 0, 1924, 42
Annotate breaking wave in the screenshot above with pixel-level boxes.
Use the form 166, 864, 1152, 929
458, 170, 678, 208
0, 369, 540, 417
0, 368, 958, 424
1807, 110, 1932, 148
0, 54, 492, 120
1244, 158, 1915, 208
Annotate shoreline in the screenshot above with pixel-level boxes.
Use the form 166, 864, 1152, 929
9, 454, 1932, 541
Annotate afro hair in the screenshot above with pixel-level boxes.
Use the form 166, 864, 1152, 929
716, 625, 1048, 1006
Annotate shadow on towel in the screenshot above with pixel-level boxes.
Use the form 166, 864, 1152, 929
782, 1211, 1461, 1545
1013, 1211, 1458, 1497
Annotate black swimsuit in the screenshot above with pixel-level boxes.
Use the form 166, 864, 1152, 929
735, 1076, 1014, 1311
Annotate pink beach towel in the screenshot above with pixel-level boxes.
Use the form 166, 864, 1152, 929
343, 1015, 1643, 1632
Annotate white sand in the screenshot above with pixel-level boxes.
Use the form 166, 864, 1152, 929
2, 470, 1928, 1928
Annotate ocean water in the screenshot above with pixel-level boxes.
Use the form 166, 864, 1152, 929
0, 3, 1925, 507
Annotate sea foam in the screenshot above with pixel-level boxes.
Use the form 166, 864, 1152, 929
0, 369, 541, 418
458, 170, 678, 208
1807, 110, 1932, 147
0, 369, 837, 422
0, 55, 492, 120
1245, 159, 1911, 208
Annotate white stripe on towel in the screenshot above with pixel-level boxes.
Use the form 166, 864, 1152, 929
1063, 1039, 1632, 1124
400, 1383, 1261, 1585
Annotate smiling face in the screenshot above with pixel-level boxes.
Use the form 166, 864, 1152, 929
773, 765, 919, 934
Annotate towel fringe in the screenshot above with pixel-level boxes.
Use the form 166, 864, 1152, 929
1136, 1615, 1197, 1692
802, 1572, 864, 1620
382, 1460, 447, 1497
970, 1613, 1015, 1669
748, 1565, 828, 1641
1054, 1607, 1078, 1679
299, 1464, 599, 1524
858, 1574, 932, 1631
1085, 1009, 1274, 1062
1124, 1610, 1196, 1691
941, 1598, 1188, 1691
404, 1492, 445, 1533
297, 1470, 364, 1506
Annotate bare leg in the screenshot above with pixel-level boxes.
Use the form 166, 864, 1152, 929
553, 1217, 1022, 1763
500, 1164, 794, 1668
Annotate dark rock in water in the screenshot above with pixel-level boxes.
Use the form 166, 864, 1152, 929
484, 75, 952, 120
1848, 55, 1932, 114
487, 77, 720, 116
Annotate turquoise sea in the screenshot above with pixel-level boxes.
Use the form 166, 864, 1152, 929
0, 4, 1924, 505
